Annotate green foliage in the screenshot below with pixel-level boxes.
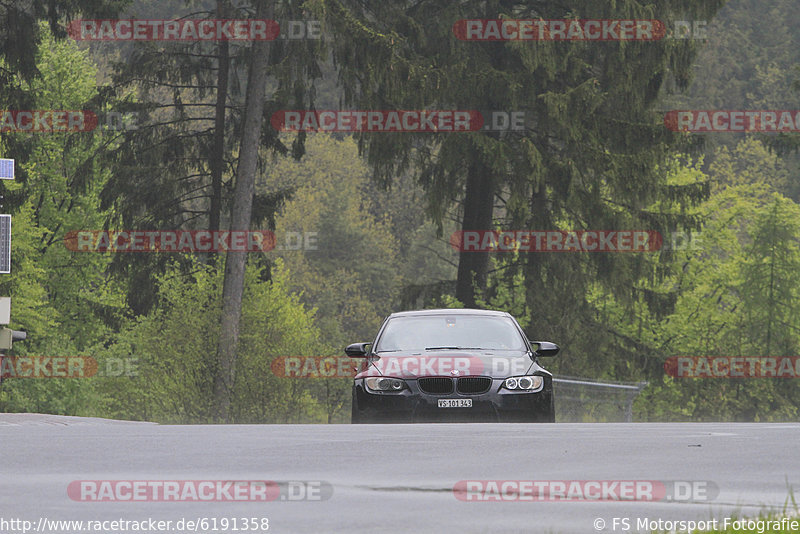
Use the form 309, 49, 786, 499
0, 25, 127, 415
261, 133, 453, 345
98, 0, 324, 315
93, 258, 337, 423
4, 0, 800, 425
625, 142, 800, 421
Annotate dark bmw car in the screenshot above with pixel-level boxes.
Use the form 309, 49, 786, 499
346, 309, 559, 423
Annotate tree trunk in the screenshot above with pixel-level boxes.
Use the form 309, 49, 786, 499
524, 188, 548, 329
214, 0, 273, 422
455, 156, 494, 308
209, 0, 230, 238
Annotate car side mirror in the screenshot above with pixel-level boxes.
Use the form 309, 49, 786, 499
345, 342, 371, 358
529, 340, 559, 357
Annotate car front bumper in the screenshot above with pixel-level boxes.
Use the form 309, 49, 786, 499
353, 377, 553, 423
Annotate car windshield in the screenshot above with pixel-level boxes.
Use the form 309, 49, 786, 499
375, 315, 527, 352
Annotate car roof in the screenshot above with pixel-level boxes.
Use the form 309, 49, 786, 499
387, 308, 513, 318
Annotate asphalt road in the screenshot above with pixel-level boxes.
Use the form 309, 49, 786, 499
1, 414, 798, 534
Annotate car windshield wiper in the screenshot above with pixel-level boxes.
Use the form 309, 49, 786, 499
424, 346, 483, 351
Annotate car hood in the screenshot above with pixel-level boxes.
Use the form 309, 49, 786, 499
355, 350, 547, 379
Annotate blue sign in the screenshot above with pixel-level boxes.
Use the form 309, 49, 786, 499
0, 159, 13, 180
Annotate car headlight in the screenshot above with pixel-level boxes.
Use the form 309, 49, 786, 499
365, 377, 407, 392
503, 375, 544, 391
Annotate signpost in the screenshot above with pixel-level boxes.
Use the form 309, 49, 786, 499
0, 215, 10, 274
0, 158, 25, 360
0, 155, 10, 273
0, 157, 11, 273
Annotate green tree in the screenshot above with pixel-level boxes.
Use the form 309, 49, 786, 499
99, 0, 321, 314
709, 138, 793, 197
94, 258, 333, 423
262, 134, 402, 344
609, 149, 800, 421
738, 197, 800, 357
315, 0, 726, 315
0, 25, 127, 416
0, 0, 128, 209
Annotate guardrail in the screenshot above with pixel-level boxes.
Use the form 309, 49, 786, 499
553, 376, 648, 422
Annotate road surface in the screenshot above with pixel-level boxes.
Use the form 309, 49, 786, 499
1, 414, 797, 533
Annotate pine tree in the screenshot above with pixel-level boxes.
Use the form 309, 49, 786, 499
315, 0, 725, 326
98, 0, 321, 313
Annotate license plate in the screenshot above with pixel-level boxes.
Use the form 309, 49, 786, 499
438, 399, 472, 408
